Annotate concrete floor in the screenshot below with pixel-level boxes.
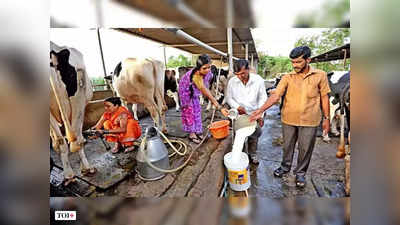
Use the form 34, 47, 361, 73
51, 105, 347, 198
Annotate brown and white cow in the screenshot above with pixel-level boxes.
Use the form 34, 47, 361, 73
50, 42, 96, 185
111, 58, 168, 132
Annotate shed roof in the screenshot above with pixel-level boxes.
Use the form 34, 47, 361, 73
311, 43, 350, 63
115, 0, 254, 27
117, 28, 259, 60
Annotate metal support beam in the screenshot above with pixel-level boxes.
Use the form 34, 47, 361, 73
165, 28, 238, 60
97, 28, 110, 90
245, 42, 249, 60
163, 45, 167, 67
97, 28, 107, 77
251, 54, 254, 69
227, 27, 233, 74
94, 0, 104, 27
168, 41, 247, 47
169, 0, 215, 27
226, 0, 234, 27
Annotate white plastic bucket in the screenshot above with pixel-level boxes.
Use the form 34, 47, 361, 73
224, 152, 251, 191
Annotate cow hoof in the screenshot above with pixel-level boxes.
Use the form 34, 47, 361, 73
63, 177, 76, 186
70, 141, 83, 153
323, 138, 331, 143
336, 151, 345, 158
336, 147, 346, 158
81, 167, 97, 176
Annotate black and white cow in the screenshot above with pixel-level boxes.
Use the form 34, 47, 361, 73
202, 65, 228, 111
323, 71, 350, 158
177, 66, 194, 81
50, 42, 96, 185
164, 69, 180, 111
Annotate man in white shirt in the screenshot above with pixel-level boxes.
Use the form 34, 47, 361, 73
226, 59, 268, 164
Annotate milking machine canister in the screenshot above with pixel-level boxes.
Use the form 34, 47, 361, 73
136, 127, 170, 181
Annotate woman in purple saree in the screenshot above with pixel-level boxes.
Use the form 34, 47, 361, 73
178, 54, 229, 144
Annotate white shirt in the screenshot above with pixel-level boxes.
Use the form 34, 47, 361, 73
226, 73, 268, 115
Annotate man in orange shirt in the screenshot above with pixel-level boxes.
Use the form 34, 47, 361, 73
250, 46, 331, 188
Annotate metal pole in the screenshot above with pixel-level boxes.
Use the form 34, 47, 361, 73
165, 28, 239, 60
251, 54, 254, 69
226, 0, 234, 27
163, 45, 167, 68
97, 28, 110, 90
97, 28, 107, 77
94, 0, 104, 27
227, 28, 233, 74
169, 0, 215, 27
245, 42, 249, 61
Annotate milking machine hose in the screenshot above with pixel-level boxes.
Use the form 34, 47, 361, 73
141, 58, 224, 173
140, 108, 218, 173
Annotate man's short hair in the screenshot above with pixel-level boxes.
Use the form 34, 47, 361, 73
233, 59, 249, 73
289, 46, 312, 59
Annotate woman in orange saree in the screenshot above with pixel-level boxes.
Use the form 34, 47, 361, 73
94, 97, 142, 153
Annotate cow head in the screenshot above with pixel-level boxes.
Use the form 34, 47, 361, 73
165, 69, 176, 81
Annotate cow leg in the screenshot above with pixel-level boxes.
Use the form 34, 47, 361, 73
50, 114, 75, 180
154, 87, 168, 133
336, 113, 346, 158
206, 100, 212, 111
331, 113, 340, 136
50, 68, 75, 143
144, 100, 161, 130
131, 104, 139, 120
199, 95, 204, 105
172, 92, 180, 111
69, 70, 93, 171
123, 101, 138, 121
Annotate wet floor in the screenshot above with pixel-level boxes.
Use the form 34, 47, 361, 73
248, 105, 347, 198
50, 105, 346, 198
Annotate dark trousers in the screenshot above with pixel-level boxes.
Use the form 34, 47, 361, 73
281, 123, 318, 176
247, 125, 262, 157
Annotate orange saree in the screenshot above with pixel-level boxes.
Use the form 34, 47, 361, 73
102, 106, 141, 147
